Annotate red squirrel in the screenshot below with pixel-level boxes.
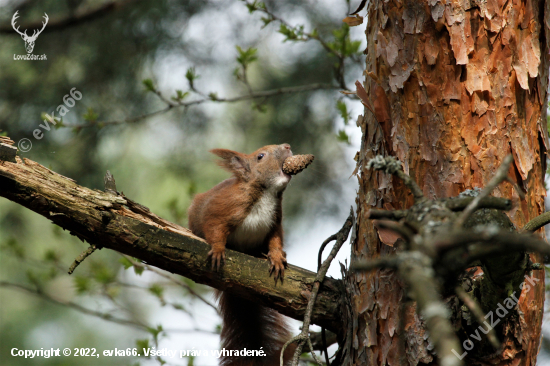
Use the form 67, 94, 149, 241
188, 143, 295, 366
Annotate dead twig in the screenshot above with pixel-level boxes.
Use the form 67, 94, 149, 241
455, 286, 500, 349
63, 83, 341, 128
281, 209, 354, 366
67, 245, 97, 274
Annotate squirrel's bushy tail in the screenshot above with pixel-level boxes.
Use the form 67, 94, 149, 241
216, 290, 295, 366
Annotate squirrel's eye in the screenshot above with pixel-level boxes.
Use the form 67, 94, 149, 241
257, 153, 265, 161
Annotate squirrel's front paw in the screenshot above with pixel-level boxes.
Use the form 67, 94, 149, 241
267, 250, 287, 284
207, 248, 226, 271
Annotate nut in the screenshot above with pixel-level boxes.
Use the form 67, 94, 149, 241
282, 154, 314, 175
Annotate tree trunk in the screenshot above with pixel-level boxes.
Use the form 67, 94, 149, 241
347, 0, 548, 365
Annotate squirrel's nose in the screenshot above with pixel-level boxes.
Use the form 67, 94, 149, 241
282, 143, 291, 150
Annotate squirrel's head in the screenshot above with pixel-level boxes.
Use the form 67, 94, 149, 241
211, 143, 293, 191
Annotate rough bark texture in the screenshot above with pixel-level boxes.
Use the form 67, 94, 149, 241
348, 0, 548, 365
0, 157, 343, 332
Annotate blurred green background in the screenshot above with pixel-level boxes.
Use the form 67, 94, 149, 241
0, 0, 364, 365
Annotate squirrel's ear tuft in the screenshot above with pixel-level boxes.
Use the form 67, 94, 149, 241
210, 149, 251, 181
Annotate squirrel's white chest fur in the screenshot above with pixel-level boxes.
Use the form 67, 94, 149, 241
228, 192, 278, 250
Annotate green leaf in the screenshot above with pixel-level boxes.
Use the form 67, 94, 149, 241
2, 237, 24, 258
136, 338, 149, 355
336, 100, 350, 125
53, 118, 64, 129
134, 265, 144, 275
44, 249, 59, 262
253, 103, 267, 113
148, 283, 164, 298
26, 270, 42, 288
245, 1, 265, 12
74, 276, 91, 294
327, 24, 363, 58
119, 257, 133, 270
83, 107, 99, 122
147, 324, 164, 342
119, 257, 144, 275
261, 16, 273, 28
245, 1, 257, 13
92, 263, 116, 284
337, 129, 350, 144
172, 303, 186, 311
236, 46, 258, 67
142, 78, 155, 92
185, 67, 200, 89
278, 24, 297, 41
188, 181, 197, 197
41, 113, 62, 127
171, 90, 189, 102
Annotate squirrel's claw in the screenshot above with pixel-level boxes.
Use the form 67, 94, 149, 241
268, 251, 287, 285
207, 248, 226, 271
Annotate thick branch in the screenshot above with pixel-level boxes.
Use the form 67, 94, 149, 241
0, 157, 342, 332
445, 196, 512, 212
522, 211, 550, 232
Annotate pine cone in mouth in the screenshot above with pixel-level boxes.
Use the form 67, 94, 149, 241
282, 154, 315, 175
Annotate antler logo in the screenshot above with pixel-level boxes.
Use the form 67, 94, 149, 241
12, 11, 48, 54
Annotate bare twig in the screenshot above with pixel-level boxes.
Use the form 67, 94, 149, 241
281, 209, 354, 366
317, 234, 337, 273
454, 155, 513, 228
455, 286, 500, 349
62, 83, 340, 128
317, 234, 337, 366
399, 253, 463, 366
67, 245, 97, 274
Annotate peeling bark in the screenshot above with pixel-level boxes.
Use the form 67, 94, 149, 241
348, 0, 548, 364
